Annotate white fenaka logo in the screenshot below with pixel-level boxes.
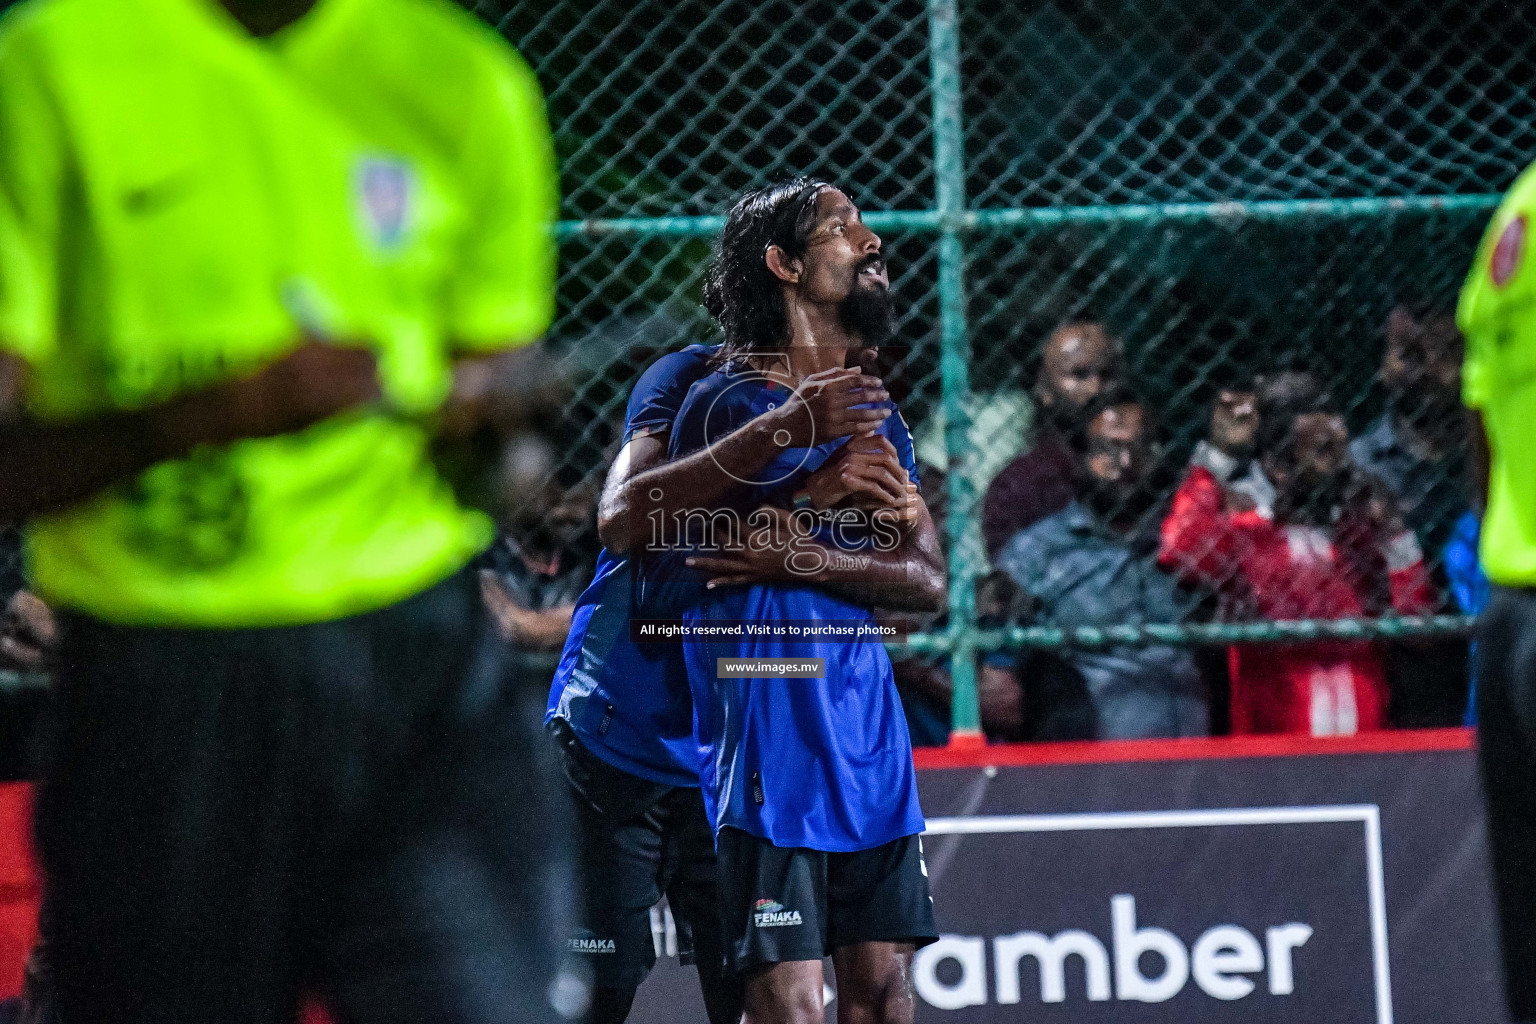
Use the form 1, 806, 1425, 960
569, 935, 618, 954
914, 895, 1313, 1009
754, 898, 804, 928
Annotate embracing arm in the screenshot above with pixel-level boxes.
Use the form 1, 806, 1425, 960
803, 501, 946, 612
597, 412, 800, 554
598, 367, 891, 553
686, 502, 947, 613
0, 345, 381, 524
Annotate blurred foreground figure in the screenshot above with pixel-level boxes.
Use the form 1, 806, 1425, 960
0, 0, 579, 1021
1460, 167, 1536, 1023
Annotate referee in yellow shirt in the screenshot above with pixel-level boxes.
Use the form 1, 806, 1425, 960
0, 0, 573, 1021
1462, 165, 1536, 1023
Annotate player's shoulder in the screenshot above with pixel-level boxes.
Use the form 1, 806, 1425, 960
0, 0, 116, 56
637, 344, 716, 391
680, 358, 757, 404
1460, 166, 1536, 341
668, 360, 767, 448
369, 0, 535, 86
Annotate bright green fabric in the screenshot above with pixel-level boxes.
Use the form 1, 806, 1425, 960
0, 0, 557, 625
1460, 160, 1536, 586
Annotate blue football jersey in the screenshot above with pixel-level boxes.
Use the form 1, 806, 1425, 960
546, 344, 715, 787
666, 363, 926, 852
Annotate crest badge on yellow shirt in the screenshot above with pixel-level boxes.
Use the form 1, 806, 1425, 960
1491, 214, 1526, 289
357, 156, 414, 249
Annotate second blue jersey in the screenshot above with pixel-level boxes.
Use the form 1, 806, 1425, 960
546, 344, 715, 787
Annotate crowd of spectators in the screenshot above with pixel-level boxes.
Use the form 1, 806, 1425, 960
456, 303, 1481, 745
896, 305, 1482, 743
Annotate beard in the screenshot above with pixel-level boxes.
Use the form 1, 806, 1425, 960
838, 278, 896, 347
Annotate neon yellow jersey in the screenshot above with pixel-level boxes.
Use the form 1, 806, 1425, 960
0, 0, 557, 626
1460, 161, 1536, 586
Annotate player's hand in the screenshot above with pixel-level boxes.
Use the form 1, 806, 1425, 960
686, 506, 806, 589
800, 435, 909, 509
897, 479, 921, 527
770, 367, 890, 447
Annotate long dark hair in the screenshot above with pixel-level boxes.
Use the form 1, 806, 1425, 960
702, 178, 830, 365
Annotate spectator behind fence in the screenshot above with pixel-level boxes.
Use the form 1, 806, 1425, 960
478, 431, 598, 652
996, 391, 1208, 740
1173, 373, 1271, 733
1159, 377, 1436, 735
1186, 373, 1274, 517
1351, 304, 1468, 552
982, 321, 1124, 559
1351, 303, 1472, 726
887, 463, 1027, 745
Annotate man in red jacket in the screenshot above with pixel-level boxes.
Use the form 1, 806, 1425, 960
1159, 379, 1434, 735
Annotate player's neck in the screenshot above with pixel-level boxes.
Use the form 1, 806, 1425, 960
781, 301, 854, 383
218, 0, 321, 36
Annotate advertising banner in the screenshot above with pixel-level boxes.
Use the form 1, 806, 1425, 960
630, 731, 1511, 1023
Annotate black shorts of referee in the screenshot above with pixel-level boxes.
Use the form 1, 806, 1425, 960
549, 717, 743, 1024
33, 568, 581, 1024
716, 826, 938, 972
1476, 584, 1536, 1020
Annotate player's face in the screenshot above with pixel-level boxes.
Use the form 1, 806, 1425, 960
797, 189, 885, 304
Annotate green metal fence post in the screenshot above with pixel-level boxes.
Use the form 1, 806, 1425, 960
928, 0, 981, 741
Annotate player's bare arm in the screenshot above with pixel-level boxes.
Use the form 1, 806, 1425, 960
438, 344, 567, 438
0, 344, 380, 524
598, 366, 891, 553
685, 501, 945, 613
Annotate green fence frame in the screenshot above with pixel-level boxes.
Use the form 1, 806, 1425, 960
551, 0, 1497, 738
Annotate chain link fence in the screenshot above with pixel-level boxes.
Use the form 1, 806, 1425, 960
468, 0, 1534, 732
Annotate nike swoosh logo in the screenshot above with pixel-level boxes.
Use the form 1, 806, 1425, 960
122, 174, 194, 216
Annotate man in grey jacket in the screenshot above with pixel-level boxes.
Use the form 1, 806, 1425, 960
995, 389, 1207, 739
